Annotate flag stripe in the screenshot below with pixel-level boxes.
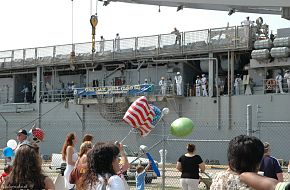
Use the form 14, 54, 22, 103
123, 96, 156, 136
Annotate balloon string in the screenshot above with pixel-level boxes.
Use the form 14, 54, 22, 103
120, 129, 132, 143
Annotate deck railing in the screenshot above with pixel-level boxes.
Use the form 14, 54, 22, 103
0, 26, 251, 69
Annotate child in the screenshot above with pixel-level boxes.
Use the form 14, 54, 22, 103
0, 165, 13, 186
135, 161, 151, 190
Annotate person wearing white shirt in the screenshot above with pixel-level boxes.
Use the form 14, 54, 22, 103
275, 72, 284, 94
234, 74, 242, 95
159, 77, 167, 95
195, 76, 201, 97
201, 74, 208, 96
241, 16, 254, 42
241, 16, 254, 26
61, 133, 78, 190
115, 33, 120, 52
284, 70, 290, 93
100, 36, 105, 54
16, 129, 29, 151
175, 72, 183, 95
77, 142, 125, 190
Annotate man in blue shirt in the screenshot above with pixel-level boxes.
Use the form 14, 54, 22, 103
259, 142, 283, 182
135, 161, 151, 190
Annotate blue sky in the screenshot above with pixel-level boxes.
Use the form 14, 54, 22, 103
0, 0, 289, 51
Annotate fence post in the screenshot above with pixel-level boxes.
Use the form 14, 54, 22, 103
75, 111, 85, 138
0, 113, 8, 144
161, 119, 166, 190
247, 104, 252, 136
161, 107, 170, 190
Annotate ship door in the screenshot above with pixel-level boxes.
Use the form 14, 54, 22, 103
115, 77, 125, 86
14, 74, 33, 103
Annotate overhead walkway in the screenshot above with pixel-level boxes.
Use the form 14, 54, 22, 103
0, 25, 251, 71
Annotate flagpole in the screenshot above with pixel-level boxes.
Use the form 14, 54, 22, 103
120, 129, 133, 143
160, 108, 169, 190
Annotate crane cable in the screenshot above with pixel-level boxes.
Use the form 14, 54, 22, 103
90, 0, 98, 53
70, 0, 76, 70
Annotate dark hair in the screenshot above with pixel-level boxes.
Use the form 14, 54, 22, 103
4, 144, 46, 189
286, 183, 290, 190
78, 142, 120, 189
187, 144, 196, 153
82, 134, 94, 143
228, 135, 264, 173
61, 132, 76, 161
136, 165, 144, 174
4, 165, 13, 174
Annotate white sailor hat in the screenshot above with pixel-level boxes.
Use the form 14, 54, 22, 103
177, 72, 180, 75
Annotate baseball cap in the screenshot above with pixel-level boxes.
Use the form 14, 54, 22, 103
17, 129, 28, 136
264, 142, 270, 149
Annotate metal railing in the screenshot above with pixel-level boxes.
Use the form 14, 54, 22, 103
0, 26, 250, 69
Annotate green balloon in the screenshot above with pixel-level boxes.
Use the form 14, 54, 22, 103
170, 117, 194, 137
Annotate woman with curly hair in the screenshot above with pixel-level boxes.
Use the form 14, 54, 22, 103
61, 132, 78, 190
1, 144, 55, 190
77, 142, 125, 190
210, 135, 267, 190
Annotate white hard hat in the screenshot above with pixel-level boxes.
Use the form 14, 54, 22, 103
177, 72, 180, 75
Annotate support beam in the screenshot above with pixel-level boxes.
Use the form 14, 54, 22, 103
208, 52, 214, 97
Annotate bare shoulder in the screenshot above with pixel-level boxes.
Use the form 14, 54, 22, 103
44, 176, 55, 190
66, 145, 74, 153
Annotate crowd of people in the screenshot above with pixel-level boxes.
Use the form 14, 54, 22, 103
175, 135, 290, 190
1, 130, 290, 190
159, 72, 183, 96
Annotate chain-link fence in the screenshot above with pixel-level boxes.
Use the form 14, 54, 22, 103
1, 102, 290, 189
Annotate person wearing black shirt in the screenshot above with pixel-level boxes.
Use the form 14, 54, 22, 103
176, 144, 205, 190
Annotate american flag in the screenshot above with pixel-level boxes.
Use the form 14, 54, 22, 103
123, 96, 156, 136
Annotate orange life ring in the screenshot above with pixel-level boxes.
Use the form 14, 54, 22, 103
266, 79, 276, 90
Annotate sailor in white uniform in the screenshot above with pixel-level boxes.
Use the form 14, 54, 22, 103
234, 74, 242, 95
100, 36, 105, 54
159, 77, 167, 95
195, 75, 201, 96
115, 33, 120, 51
175, 72, 183, 95
284, 70, 290, 92
201, 74, 208, 96
241, 16, 254, 42
276, 72, 284, 94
